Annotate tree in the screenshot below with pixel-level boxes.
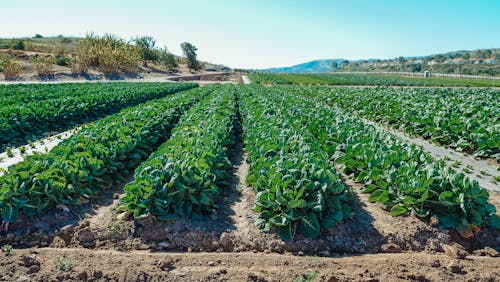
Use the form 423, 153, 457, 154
462, 53, 470, 63
181, 42, 200, 71
159, 47, 178, 71
134, 35, 158, 67
331, 61, 338, 69
12, 40, 25, 50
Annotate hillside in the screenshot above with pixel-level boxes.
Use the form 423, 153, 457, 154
0, 35, 232, 82
259, 48, 500, 76
263, 59, 346, 73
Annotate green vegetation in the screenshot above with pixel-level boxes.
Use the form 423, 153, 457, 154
313, 86, 500, 159
56, 256, 72, 271
250, 73, 500, 87
0, 82, 497, 241
73, 33, 142, 74
0, 56, 22, 80
32, 55, 56, 76
238, 85, 354, 240
265, 84, 499, 237
134, 35, 159, 67
0, 82, 196, 150
337, 48, 500, 76
123, 84, 237, 218
0, 86, 208, 223
181, 42, 200, 71
1, 244, 13, 255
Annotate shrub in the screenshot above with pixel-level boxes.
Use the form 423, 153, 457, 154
0, 56, 22, 79
32, 55, 56, 76
160, 47, 178, 70
12, 40, 25, 50
72, 33, 141, 74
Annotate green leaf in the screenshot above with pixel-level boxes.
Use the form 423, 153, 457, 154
485, 214, 500, 229
1, 204, 19, 222
299, 213, 321, 238
277, 223, 297, 241
390, 204, 409, 217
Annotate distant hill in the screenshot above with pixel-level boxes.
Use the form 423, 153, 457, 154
262, 59, 348, 73
258, 49, 500, 76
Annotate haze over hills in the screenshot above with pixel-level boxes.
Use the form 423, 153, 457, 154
259, 48, 500, 76
262, 59, 346, 73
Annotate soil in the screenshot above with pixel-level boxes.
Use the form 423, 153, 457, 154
1, 249, 499, 282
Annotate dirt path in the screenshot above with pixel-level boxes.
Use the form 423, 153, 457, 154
1, 248, 499, 281
241, 75, 251, 84
363, 119, 499, 192
0, 128, 79, 176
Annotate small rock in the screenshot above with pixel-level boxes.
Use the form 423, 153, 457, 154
116, 212, 130, 221
380, 243, 402, 253
18, 255, 40, 267
27, 265, 40, 274
77, 227, 96, 248
78, 271, 88, 281
248, 272, 267, 282
207, 261, 216, 266
327, 276, 339, 282
297, 251, 304, 256
158, 256, 175, 271
93, 270, 103, 279
429, 216, 440, 226
447, 261, 463, 274
219, 269, 227, 274
16, 276, 30, 282
443, 244, 467, 259
113, 193, 120, 199
429, 259, 441, 267
220, 232, 234, 251
474, 247, 499, 257
158, 241, 170, 248
60, 224, 75, 236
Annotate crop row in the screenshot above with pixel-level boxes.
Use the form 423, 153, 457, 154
237, 85, 354, 240
0, 85, 212, 224
249, 73, 500, 87
0, 82, 197, 150
122, 85, 238, 219
309, 86, 499, 159
265, 85, 499, 236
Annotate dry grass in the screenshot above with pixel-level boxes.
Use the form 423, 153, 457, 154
0, 56, 22, 79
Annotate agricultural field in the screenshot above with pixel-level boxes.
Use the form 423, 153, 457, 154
0, 80, 498, 281
249, 73, 500, 87
0, 82, 197, 151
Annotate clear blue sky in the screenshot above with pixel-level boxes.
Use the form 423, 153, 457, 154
1, 0, 499, 68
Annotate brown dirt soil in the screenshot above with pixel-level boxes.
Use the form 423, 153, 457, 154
0, 133, 499, 280
1, 248, 500, 282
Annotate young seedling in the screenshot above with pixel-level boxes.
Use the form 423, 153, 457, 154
451, 160, 461, 168
56, 255, 72, 271
463, 165, 473, 174
19, 146, 26, 154
6, 147, 14, 158
1, 244, 13, 256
